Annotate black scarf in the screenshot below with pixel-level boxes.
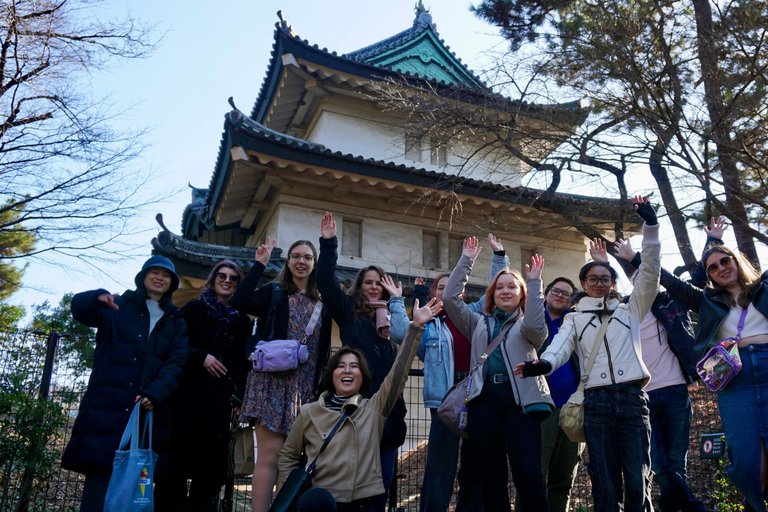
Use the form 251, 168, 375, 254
200, 288, 246, 352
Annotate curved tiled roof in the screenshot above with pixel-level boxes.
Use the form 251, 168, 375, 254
344, 9, 485, 89
180, 106, 630, 239
248, 14, 586, 124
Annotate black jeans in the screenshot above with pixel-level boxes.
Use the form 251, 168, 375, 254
298, 488, 375, 512
466, 377, 550, 512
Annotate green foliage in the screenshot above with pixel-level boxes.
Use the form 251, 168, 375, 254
0, 387, 65, 511
0, 200, 37, 300
30, 293, 95, 372
0, 303, 25, 330
714, 455, 745, 511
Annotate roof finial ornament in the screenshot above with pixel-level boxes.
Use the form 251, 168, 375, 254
276, 10, 297, 37
414, 1, 433, 27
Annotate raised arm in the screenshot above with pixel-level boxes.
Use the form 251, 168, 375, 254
689, 217, 726, 288
443, 237, 483, 341
385, 275, 408, 343
520, 255, 548, 348
315, 214, 357, 327
626, 196, 661, 322
470, 233, 510, 314
371, 298, 441, 416
229, 237, 275, 315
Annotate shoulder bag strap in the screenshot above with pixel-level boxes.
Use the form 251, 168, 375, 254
581, 313, 613, 384
301, 300, 324, 344
475, 315, 505, 369
733, 301, 750, 342
459, 316, 509, 403
306, 412, 349, 472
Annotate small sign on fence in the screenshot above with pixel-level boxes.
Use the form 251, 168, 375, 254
700, 433, 725, 459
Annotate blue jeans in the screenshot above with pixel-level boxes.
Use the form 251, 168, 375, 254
717, 344, 768, 512
584, 386, 653, 512
420, 408, 484, 512
466, 378, 549, 512
647, 384, 705, 512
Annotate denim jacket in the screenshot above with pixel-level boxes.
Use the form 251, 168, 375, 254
417, 253, 510, 408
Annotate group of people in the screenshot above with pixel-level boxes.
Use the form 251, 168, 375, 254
60, 198, 768, 512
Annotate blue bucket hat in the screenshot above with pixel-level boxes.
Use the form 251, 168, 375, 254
135, 255, 180, 295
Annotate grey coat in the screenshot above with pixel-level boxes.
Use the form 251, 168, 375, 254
444, 255, 554, 412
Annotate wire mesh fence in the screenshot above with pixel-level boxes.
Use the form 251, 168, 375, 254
0, 328, 743, 511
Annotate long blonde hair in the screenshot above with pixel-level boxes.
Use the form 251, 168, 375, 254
702, 246, 761, 308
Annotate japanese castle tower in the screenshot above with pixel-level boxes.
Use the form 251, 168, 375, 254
153, 6, 629, 306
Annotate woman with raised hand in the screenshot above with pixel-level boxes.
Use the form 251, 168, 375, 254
317, 212, 410, 512
230, 237, 333, 512
614, 220, 768, 511
443, 236, 553, 512
514, 196, 660, 512
278, 297, 442, 512
168, 260, 253, 511
414, 233, 509, 512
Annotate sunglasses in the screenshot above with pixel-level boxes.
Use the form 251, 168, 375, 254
706, 256, 733, 275
215, 272, 240, 283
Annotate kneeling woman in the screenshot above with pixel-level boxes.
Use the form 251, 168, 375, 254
515, 197, 660, 512
443, 236, 554, 512
278, 297, 441, 512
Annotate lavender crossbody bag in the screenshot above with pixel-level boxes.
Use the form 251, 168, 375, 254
252, 301, 323, 372
696, 303, 748, 391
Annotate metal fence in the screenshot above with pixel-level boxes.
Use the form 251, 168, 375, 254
0, 328, 743, 511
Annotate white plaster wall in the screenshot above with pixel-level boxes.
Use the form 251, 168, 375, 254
307, 105, 523, 187
308, 109, 402, 162
274, 206, 326, 252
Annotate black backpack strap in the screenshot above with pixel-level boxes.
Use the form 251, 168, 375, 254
246, 282, 284, 356
263, 282, 283, 342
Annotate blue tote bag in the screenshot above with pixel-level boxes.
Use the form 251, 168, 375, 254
104, 402, 159, 512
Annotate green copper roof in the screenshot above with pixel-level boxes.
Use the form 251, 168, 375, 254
345, 8, 485, 89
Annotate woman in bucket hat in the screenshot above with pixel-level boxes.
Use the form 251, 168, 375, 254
62, 255, 189, 512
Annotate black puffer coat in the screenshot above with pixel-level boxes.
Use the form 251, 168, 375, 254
170, 298, 252, 483
61, 284, 188, 475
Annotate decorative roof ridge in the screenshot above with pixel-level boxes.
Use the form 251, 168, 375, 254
344, 8, 435, 62
249, 17, 586, 122
226, 109, 326, 151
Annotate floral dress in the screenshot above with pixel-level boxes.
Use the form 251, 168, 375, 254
240, 291, 321, 435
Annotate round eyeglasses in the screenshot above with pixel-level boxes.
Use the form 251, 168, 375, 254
584, 276, 613, 287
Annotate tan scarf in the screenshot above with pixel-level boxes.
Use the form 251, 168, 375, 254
369, 300, 391, 339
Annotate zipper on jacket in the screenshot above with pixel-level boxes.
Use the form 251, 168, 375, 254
600, 317, 616, 385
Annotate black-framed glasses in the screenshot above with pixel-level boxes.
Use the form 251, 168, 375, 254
288, 253, 314, 263
584, 276, 613, 287
549, 288, 573, 299
706, 256, 733, 275
215, 272, 240, 283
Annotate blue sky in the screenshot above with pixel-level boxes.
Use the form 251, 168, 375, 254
10, 1, 509, 309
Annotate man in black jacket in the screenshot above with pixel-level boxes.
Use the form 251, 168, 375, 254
61, 255, 188, 512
